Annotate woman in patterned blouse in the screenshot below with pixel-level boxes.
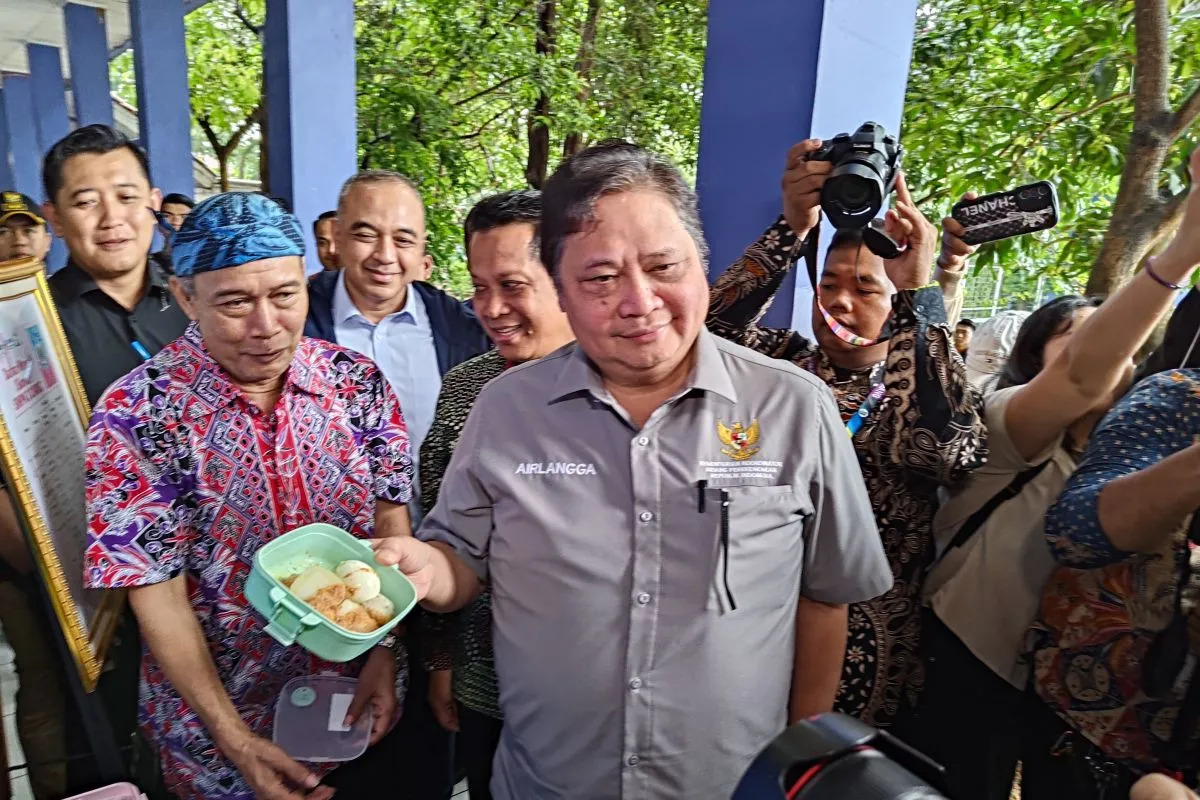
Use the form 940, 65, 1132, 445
706, 138, 987, 728
910, 156, 1200, 796
1027, 147, 1200, 797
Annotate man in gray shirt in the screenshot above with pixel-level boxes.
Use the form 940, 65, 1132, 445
374, 141, 891, 799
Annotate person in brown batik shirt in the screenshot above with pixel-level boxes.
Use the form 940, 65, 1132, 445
706, 138, 987, 727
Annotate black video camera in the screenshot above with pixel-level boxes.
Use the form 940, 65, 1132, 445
732, 713, 949, 800
807, 121, 905, 259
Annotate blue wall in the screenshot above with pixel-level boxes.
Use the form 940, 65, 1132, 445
130, 0, 194, 196
697, 0, 919, 339
265, 0, 357, 268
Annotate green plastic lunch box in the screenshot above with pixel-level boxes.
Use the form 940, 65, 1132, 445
244, 523, 418, 662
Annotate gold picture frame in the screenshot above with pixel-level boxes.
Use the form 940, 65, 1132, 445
0, 257, 121, 690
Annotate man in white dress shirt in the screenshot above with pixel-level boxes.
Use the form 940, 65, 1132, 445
303, 170, 489, 800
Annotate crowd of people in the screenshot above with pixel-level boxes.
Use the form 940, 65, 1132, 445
0, 121, 1199, 800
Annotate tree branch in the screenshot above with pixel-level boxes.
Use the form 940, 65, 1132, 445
196, 114, 222, 155
1161, 184, 1190, 227
1131, 0, 1171, 122
1001, 92, 1132, 159
453, 106, 513, 140
433, 7, 529, 97
225, 103, 263, 155
452, 74, 523, 107
1170, 82, 1200, 141
233, 1, 263, 36
563, 0, 603, 159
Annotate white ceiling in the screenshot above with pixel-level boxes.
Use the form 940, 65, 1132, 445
0, 1, 130, 77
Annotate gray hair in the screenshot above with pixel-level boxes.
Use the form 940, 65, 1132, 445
540, 140, 709, 278
336, 170, 423, 214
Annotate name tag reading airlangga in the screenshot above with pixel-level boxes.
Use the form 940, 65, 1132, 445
514, 462, 599, 476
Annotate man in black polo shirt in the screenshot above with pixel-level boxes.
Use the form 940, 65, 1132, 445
0, 125, 188, 794
40, 125, 189, 403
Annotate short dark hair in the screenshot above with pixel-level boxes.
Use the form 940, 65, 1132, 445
162, 193, 194, 208
996, 295, 1103, 390
43, 124, 152, 202
463, 190, 542, 259
313, 209, 337, 235
826, 228, 867, 257
957, 318, 976, 330
540, 139, 708, 277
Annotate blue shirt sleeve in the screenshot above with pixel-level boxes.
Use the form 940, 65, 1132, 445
1045, 371, 1200, 568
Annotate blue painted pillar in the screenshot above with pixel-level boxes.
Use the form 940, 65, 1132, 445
0, 76, 42, 199
129, 0, 193, 196
27, 46, 70, 150
697, 0, 919, 338
265, 0, 356, 268
65, 3, 115, 128
0, 91, 13, 190
27, 46, 71, 271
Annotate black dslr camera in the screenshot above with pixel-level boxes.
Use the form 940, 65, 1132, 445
732, 713, 949, 799
807, 121, 905, 259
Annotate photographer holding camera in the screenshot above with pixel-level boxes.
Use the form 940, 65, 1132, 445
707, 130, 987, 729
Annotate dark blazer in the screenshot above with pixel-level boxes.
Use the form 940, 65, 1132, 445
304, 271, 491, 376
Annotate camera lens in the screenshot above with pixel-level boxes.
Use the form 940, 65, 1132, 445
821, 165, 883, 229
833, 176, 872, 209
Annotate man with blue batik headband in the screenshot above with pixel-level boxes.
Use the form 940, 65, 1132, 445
85, 192, 416, 800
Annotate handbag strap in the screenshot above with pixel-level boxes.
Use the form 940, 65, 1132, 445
944, 459, 1052, 554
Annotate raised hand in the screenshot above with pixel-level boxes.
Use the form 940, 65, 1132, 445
782, 139, 833, 241
881, 172, 939, 291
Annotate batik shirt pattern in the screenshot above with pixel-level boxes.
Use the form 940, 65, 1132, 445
707, 217, 986, 726
1032, 370, 1200, 773
84, 324, 413, 800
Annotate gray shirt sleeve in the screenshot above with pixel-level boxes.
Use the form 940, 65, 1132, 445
415, 394, 494, 581
799, 386, 893, 604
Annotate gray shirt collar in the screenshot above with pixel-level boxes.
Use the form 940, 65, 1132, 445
550, 328, 739, 405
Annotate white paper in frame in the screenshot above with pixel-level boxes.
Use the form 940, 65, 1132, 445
0, 257, 122, 691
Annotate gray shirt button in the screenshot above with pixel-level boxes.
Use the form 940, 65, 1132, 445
627, 755, 640, 767
636, 436, 649, 446
636, 592, 651, 605
629, 677, 642, 690
638, 510, 653, 523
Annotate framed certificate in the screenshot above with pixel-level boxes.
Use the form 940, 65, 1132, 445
0, 257, 121, 690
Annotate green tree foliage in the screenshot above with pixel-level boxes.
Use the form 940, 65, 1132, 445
110, 1, 265, 191
186, 0, 265, 190
355, 0, 707, 294
903, 0, 1200, 293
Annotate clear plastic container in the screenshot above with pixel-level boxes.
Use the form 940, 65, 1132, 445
244, 523, 418, 662
273, 675, 374, 762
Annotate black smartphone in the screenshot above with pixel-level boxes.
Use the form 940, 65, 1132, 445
951, 181, 1060, 246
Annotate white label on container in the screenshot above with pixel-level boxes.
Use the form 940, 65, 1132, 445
328, 693, 353, 732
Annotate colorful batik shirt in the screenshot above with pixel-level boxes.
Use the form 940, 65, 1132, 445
707, 217, 987, 727
1031, 369, 1200, 773
84, 324, 413, 800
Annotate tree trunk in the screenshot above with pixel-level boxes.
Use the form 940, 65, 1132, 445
525, 0, 557, 189
1086, 0, 1194, 296
563, 0, 603, 160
